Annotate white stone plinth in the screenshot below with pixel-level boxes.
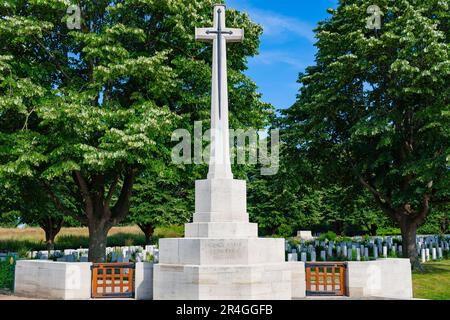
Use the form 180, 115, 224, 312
159, 238, 285, 265
287, 262, 306, 299
154, 236, 292, 299
154, 176, 292, 299
346, 258, 413, 299
154, 263, 291, 300
135, 262, 154, 300
194, 179, 247, 222
185, 222, 258, 238
14, 260, 92, 299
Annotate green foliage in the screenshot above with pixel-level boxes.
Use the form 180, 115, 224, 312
0, 257, 15, 290
0, 0, 269, 260
319, 231, 337, 241
128, 168, 194, 232
154, 225, 184, 238
377, 227, 402, 236
282, 0, 449, 262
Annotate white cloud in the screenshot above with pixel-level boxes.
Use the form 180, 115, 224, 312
245, 8, 316, 43
252, 50, 306, 69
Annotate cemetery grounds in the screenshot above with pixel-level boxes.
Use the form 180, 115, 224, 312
0, 226, 449, 300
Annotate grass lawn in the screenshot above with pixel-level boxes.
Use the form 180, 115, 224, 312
413, 260, 450, 300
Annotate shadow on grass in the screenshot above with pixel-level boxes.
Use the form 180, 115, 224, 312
414, 261, 450, 275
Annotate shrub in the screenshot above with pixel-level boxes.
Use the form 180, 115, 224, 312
154, 225, 184, 238
377, 227, 401, 236
319, 231, 337, 242
0, 257, 15, 290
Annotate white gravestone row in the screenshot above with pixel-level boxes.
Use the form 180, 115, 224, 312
284, 235, 449, 262
28, 245, 158, 263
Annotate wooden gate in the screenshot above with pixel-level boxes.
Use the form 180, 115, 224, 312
91, 263, 135, 298
305, 262, 347, 296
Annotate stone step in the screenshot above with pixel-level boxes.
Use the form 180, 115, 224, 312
185, 222, 258, 238
159, 238, 285, 265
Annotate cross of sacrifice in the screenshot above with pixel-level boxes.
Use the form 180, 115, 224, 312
195, 4, 244, 179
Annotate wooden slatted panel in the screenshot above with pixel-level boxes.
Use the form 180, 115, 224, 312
306, 266, 311, 291
91, 263, 135, 298
315, 267, 319, 291
339, 264, 345, 296
305, 262, 347, 296
331, 266, 336, 292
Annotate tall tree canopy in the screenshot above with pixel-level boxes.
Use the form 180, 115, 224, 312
282, 0, 449, 268
0, 0, 269, 261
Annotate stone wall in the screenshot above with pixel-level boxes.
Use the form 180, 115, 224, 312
287, 261, 306, 299
14, 260, 92, 299
346, 258, 413, 299
135, 262, 153, 300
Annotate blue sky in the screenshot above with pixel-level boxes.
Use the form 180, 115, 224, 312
226, 0, 338, 110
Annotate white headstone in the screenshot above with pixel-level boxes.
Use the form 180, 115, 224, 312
347, 248, 353, 261
287, 253, 298, 262
301, 252, 307, 262
296, 230, 314, 241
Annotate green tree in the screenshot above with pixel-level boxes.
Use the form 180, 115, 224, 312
0, 0, 267, 261
0, 177, 80, 250
283, 0, 449, 269
128, 165, 195, 244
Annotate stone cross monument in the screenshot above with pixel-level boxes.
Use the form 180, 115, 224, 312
195, 5, 243, 179
153, 4, 292, 300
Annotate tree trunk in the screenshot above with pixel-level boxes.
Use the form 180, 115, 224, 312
399, 217, 422, 270
138, 223, 154, 245
40, 217, 63, 252
88, 222, 111, 262
334, 221, 344, 236
71, 169, 135, 262
439, 215, 449, 235
44, 229, 56, 251
369, 224, 378, 236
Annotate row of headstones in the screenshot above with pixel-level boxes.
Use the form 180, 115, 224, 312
29, 248, 89, 262
285, 235, 450, 262
28, 245, 159, 263
417, 235, 450, 250
420, 247, 445, 262
106, 245, 159, 263
286, 244, 392, 262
